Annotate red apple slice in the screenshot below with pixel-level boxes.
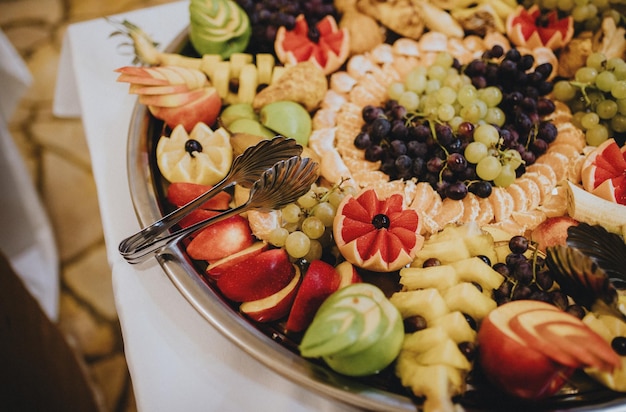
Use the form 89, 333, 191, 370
186, 214, 253, 262
241, 266, 301, 323
129, 83, 193, 95
149, 87, 222, 131
285, 260, 342, 333
166, 182, 231, 210
336, 261, 362, 288
205, 241, 269, 280
530, 216, 579, 252
140, 88, 208, 108
216, 248, 295, 302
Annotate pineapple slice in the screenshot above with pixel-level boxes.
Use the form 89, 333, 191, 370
399, 265, 459, 291
583, 312, 626, 391
450, 257, 505, 294
463, 232, 497, 264
412, 238, 471, 267
442, 282, 497, 322
415, 338, 472, 371
402, 326, 450, 352
430, 311, 477, 344
390, 289, 449, 323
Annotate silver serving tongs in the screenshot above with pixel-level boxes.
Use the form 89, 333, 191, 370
119, 150, 319, 264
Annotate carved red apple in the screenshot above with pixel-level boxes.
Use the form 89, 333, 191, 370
529, 216, 579, 253
148, 87, 222, 131
186, 215, 254, 262
240, 266, 301, 323
216, 248, 295, 302
506, 5, 574, 51
205, 241, 269, 280
478, 300, 619, 400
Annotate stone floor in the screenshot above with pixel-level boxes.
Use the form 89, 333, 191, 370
1, 0, 178, 410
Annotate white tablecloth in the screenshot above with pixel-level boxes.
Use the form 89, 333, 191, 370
53, 2, 359, 411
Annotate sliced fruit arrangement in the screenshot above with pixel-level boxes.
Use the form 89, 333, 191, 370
300, 283, 404, 377
333, 188, 424, 272
115, 65, 222, 131
580, 138, 626, 205
156, 123, 233, 186
506, 5, 574, 51
390, 223, 504, 411
478, 300, 620, 399
275, 14, 350, 75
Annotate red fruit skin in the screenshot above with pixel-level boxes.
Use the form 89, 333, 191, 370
149, 87, 222, 132
216, 249, 295, 302
241, 269, 301, 323
530, 216, 579, 252
285, 260, 341, 333
205, 242, 269, 280
179, 209, 219, 229
167, 182, 231, 210
478, 308, 575, 400
186, 215, 253, 262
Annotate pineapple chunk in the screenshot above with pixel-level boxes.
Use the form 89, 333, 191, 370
237, 64, 258, 104
442, 282, 497, 322
450, 257, 505, 293
412, 238, 471, 267
402, 326, 450, 352
583, 313, 613, 341
228, 53, 253, 78
583, 312, 626, 392
415, 338, 472, 371
430, 311, 477, 344
396, 360, 465, 412
462, 233, 497, 267
599, 314, 626, 336
256, 53, 275, 85
390, 289, 449, 323
400, 265, 459, 291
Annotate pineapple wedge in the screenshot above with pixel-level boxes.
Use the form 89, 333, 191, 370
430, 311, 477, 344
450, 257, 505, 294
399, 265, 459, 291
390, 289, 449, 323
442, 282, 497, 322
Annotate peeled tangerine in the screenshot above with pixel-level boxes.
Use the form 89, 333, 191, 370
333, 188, 424, 272
580, 138, 626, 205
156, 123, 233, 186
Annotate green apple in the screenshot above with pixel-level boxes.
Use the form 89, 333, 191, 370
220, 102, 258, 128
259, 101, 311, 145
228, 118, 275, 139
299, 307, 364, 357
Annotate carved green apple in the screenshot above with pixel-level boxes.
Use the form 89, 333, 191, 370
228, 118, 275, 139
220, 102, 258, 128
259, 101, 311, 146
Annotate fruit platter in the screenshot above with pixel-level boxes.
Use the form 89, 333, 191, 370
113, 0, 626, 410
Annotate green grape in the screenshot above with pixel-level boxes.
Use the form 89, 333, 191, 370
585, 124, 609, 146
269, 227, 289, 247
437, 103, 456, 122
282, 203, 302, 223
607, 57, 626, 72
543, 0, 558, 9
443, 71, 463, 89
313, 202, 336, 227
557, 0, 575, 10
581, 112, 600, 129
434, 52, 454, 68
283, 221, 300, 233
479, 86, 503, 107
388, 82, 406, 101
611, 114, 626, 133
399, 91, 419, 112
611, 80, 626, 99
493, 164, 516, 188
457, 84, 478, 107
460, 103, 482, 123
572, 111, 586, 129
553, 80, 578, 101
448, 116, 464, 132
303, 239, 323, 262
596, 70, 617, 92
502, 149, 523, 170
596, 99, 618, 119
427, 65, 447, 82
617, 98, 626, 115
586, 52, 607, 70
575, 66, 598, 83
327, 191, 345, 208
476, 156, 502, 181
475, 99, 488, 119
473, 124, 500, 147
485, 107, 506, 127
301, 216, 325, 239
587, 91, 605, 109
436, 86, 457, 105
342, 185, 358, 198
297, 191, 318, 209
425, 79, 441, 95
405, 69, 427, 94
285, 231, 310, 259
572, 4, 589, 21
464, 141, 489, 164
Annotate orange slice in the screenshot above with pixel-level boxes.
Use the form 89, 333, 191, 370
433, 198, 464, 228
489, 187, 514, 222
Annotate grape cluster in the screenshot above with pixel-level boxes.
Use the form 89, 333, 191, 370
492, 235, 585, 318
268, 181, 355, 261
354, 48, 558, 199
553, 52, 626, 147
235, 0, 338, 54
523, 0, 624, 32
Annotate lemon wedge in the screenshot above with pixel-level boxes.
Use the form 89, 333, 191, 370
156, 123, 233, 185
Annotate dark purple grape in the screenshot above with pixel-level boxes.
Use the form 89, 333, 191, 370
493, 262, 510, 278
530, 138, 548, 155
537, 121, 557, 143
426, 157, 445, 173
370, 118, 391, 140
520, 97, 537, 113
410, 124, 431, 142
534, 63, 553, 79
184, 139, 203, 155
404, 315, 427, 333
465, 59, 487, 76
391, 105, 407, 120
518, 54, 535, 71
548, 290, 568, 310
423, 257, 441, 267
464, 313, 477, 330
446, 182, 468, 200
435, 124, 453, 146
412, 158, 425, 176
535, 270, 554, 291
354, 132, 372, 149
436, 180, 450, 197
390, 121, 409, 141
457, 122, 474, 141
508, 235, 529, 254
446, 153, 468, 173
476, 255, 491, 266
468, 181, 492, 198
512, 284, 532, 300
513, 260, 533, 284
505, 48, 521, 62
537, 81, 553, 96
390, 139, 407, 156
472, 76, 487, 89
505, 253, 526, 268
362, 105, 383, 123
395, 155, 412, 172
521, 150, 536, 165
537, 97, 556, 116
611, 337, 626, 356
565, 304, 585, 319
365, 145, 384, 162
407, 140, 428, 158
458, 341, 477, 361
